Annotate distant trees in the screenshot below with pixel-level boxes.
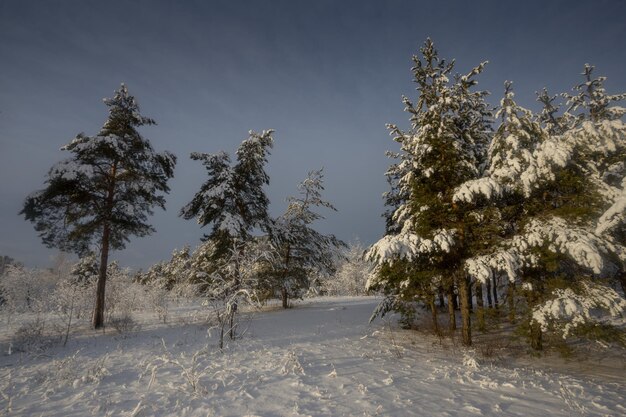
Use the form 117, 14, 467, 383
21, 84, 176, 328
0, 255, 19, 277
323, 241, 372, 296
181, 135, 344, 312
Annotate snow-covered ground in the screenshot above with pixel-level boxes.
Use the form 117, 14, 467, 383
1, 296, 624, 416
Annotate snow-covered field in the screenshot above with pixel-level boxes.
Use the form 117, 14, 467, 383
1, 296, 624, 416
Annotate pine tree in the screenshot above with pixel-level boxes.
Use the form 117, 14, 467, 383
461, 68, 626, 350
180, 130, 273, 335
270, 169, 346, 308
567, 65, 626, 294
21, 84, 176, 329
368, 39, 492, 345
180, 130, 274, 261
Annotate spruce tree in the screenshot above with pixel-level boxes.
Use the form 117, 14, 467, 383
21, 84, 176, 328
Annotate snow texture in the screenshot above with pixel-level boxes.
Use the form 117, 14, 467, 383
465, 217, 624, 285
367, 229, 456, 264
452, 177, 505, 204
532, 282, 626, 338
1, 297, 625, 417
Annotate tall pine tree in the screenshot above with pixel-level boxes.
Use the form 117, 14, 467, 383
460, 68, 626, 350
21, 84, 176, 328
368, 39, 492, 346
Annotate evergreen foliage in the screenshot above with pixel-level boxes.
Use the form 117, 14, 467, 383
461, 67, 626, 349
21, 84, 176, 328
269, 169, 346, 308
368, 39, 492, 345
180, 130, 274, 262
370, 41, 626, 350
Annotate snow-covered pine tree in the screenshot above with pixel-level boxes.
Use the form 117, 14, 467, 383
180, 130, 274, 335
21, 84, 176, 329
459, 68, 626, 350
71, 253, 99, 286
566, 65, 626, 296
457, 82, 546, 329
367, 39, 492, 345
180, 130, 274, 263
270, 169, 346, 308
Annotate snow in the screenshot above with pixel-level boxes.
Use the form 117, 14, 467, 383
466, 217, 624, 286
597, 187, 626, 235
1, 297, 625, 417
532, 283, 626, 338
452, 177, 505, 204
367, 229, 456, 264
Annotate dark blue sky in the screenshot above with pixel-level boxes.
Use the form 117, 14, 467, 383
1, 0, 625, 268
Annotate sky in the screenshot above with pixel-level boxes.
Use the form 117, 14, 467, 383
1, 0, 625, 269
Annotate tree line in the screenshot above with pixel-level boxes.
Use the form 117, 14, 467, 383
20, 85, 344, 331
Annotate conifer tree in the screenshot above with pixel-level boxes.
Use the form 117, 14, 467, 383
460, 68, 626, 349
180, 130, 273, 330
270, 169, 346, 308
180, 130, 274, 261
368, 39, 492, 345
21, 84, 176, 328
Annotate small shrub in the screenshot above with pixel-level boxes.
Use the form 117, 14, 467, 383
11, 318, 55, 353
108, 314, 140, 335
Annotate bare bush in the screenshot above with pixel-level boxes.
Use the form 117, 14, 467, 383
108, 313, 140, 335
322, 241, 372, 296
11, 317, 55, 353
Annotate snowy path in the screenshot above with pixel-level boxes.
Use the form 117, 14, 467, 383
1, 296, 624, 416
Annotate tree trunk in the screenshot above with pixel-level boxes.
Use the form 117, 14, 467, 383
446, 286, 456, 330
459, 274, 472, 346
228, 308, 235, 340
93, 223, 110, 329
429, 296, 439, 334
475, 281, 485, 332
618, 270, 626, 296
507, 282, 516, 324
529, 320, 543, 351
93, 163, 116, 330
492, 275, 499, 310
467, 280, 473, 313
438, 286, 445, 309
485, 275, 493, 308
218, 312, 224, 349
281, 287, 288, 309
63, 294, 75, 347
281, 245, 291, 309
